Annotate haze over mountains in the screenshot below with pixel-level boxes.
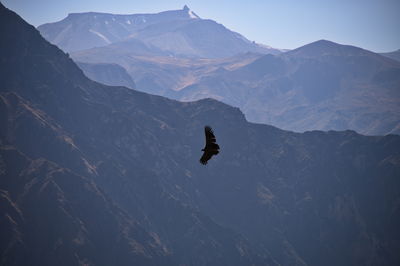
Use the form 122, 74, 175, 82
73, 48, 263, 95
1, 3, 400, 266
38, 5, 279, 57
37, 6, 400, 136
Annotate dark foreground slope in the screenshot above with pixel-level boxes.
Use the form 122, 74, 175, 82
1, 3, 400, 266
0, 5, 271, 266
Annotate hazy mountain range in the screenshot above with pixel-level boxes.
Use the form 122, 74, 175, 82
72, 39, 400, 135
73, 48, 263, 95
1, 3, 400, 266
37, 6, 400, 136
175, 40, 400, 135
38, 5, 280, 57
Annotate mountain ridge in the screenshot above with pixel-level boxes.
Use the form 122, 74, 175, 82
176, 39, 400, 135
1, 3, 400, 266
381, 49, 400, 62
37, 5, 280, 57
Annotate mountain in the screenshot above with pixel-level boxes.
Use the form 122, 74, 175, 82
37, 6, 399, 135
76, 61, 136, 89
37, 5, 280, 58
72, 48, 263, 95
0, 147, 171, 266
37, 5, 200, 52
2, 3, 400, 266
0, 4, 272, 265
381, 49, 400, 62
176, 40, 400, 135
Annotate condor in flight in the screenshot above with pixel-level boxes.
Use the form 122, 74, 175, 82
199, 126, 220, 165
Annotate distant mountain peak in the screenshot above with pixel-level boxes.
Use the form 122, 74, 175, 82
304, 39, 344, 50
286, 39, 371, 58
38, 5, 278, 55
313, 39, 335, 44
301, 39, 342, 49
182, 4, 200, 19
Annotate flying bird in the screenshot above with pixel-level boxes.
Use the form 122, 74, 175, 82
200, 126, 220, 165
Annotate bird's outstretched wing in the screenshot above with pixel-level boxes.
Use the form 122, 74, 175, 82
200, 151, 212, 165
200, 126, 220, 165
205, 126, 220, 149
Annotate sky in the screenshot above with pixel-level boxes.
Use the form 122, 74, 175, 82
2, 0, 399, 52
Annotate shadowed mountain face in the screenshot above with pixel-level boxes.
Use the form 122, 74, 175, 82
37, 5, 280, 58
0, 4, 271, 265
176, 40, 400, 135
76, 61, 136, 89
0, 147, 170, 266
1, 3, 400, 266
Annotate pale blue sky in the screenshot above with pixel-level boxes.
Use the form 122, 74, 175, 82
2, 0, 399, 52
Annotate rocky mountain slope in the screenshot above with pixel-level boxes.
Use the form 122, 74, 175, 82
37, 5, 279, 57
0, 4, 271, 265
1, 3, 400, 266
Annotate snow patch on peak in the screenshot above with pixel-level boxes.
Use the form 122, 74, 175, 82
188, 10, 199, 19
182, 5, 199, 19
89, 29, 111, 44
257, 43, 274, 49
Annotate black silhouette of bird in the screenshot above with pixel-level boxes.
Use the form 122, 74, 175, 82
200, 126, 220, 165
